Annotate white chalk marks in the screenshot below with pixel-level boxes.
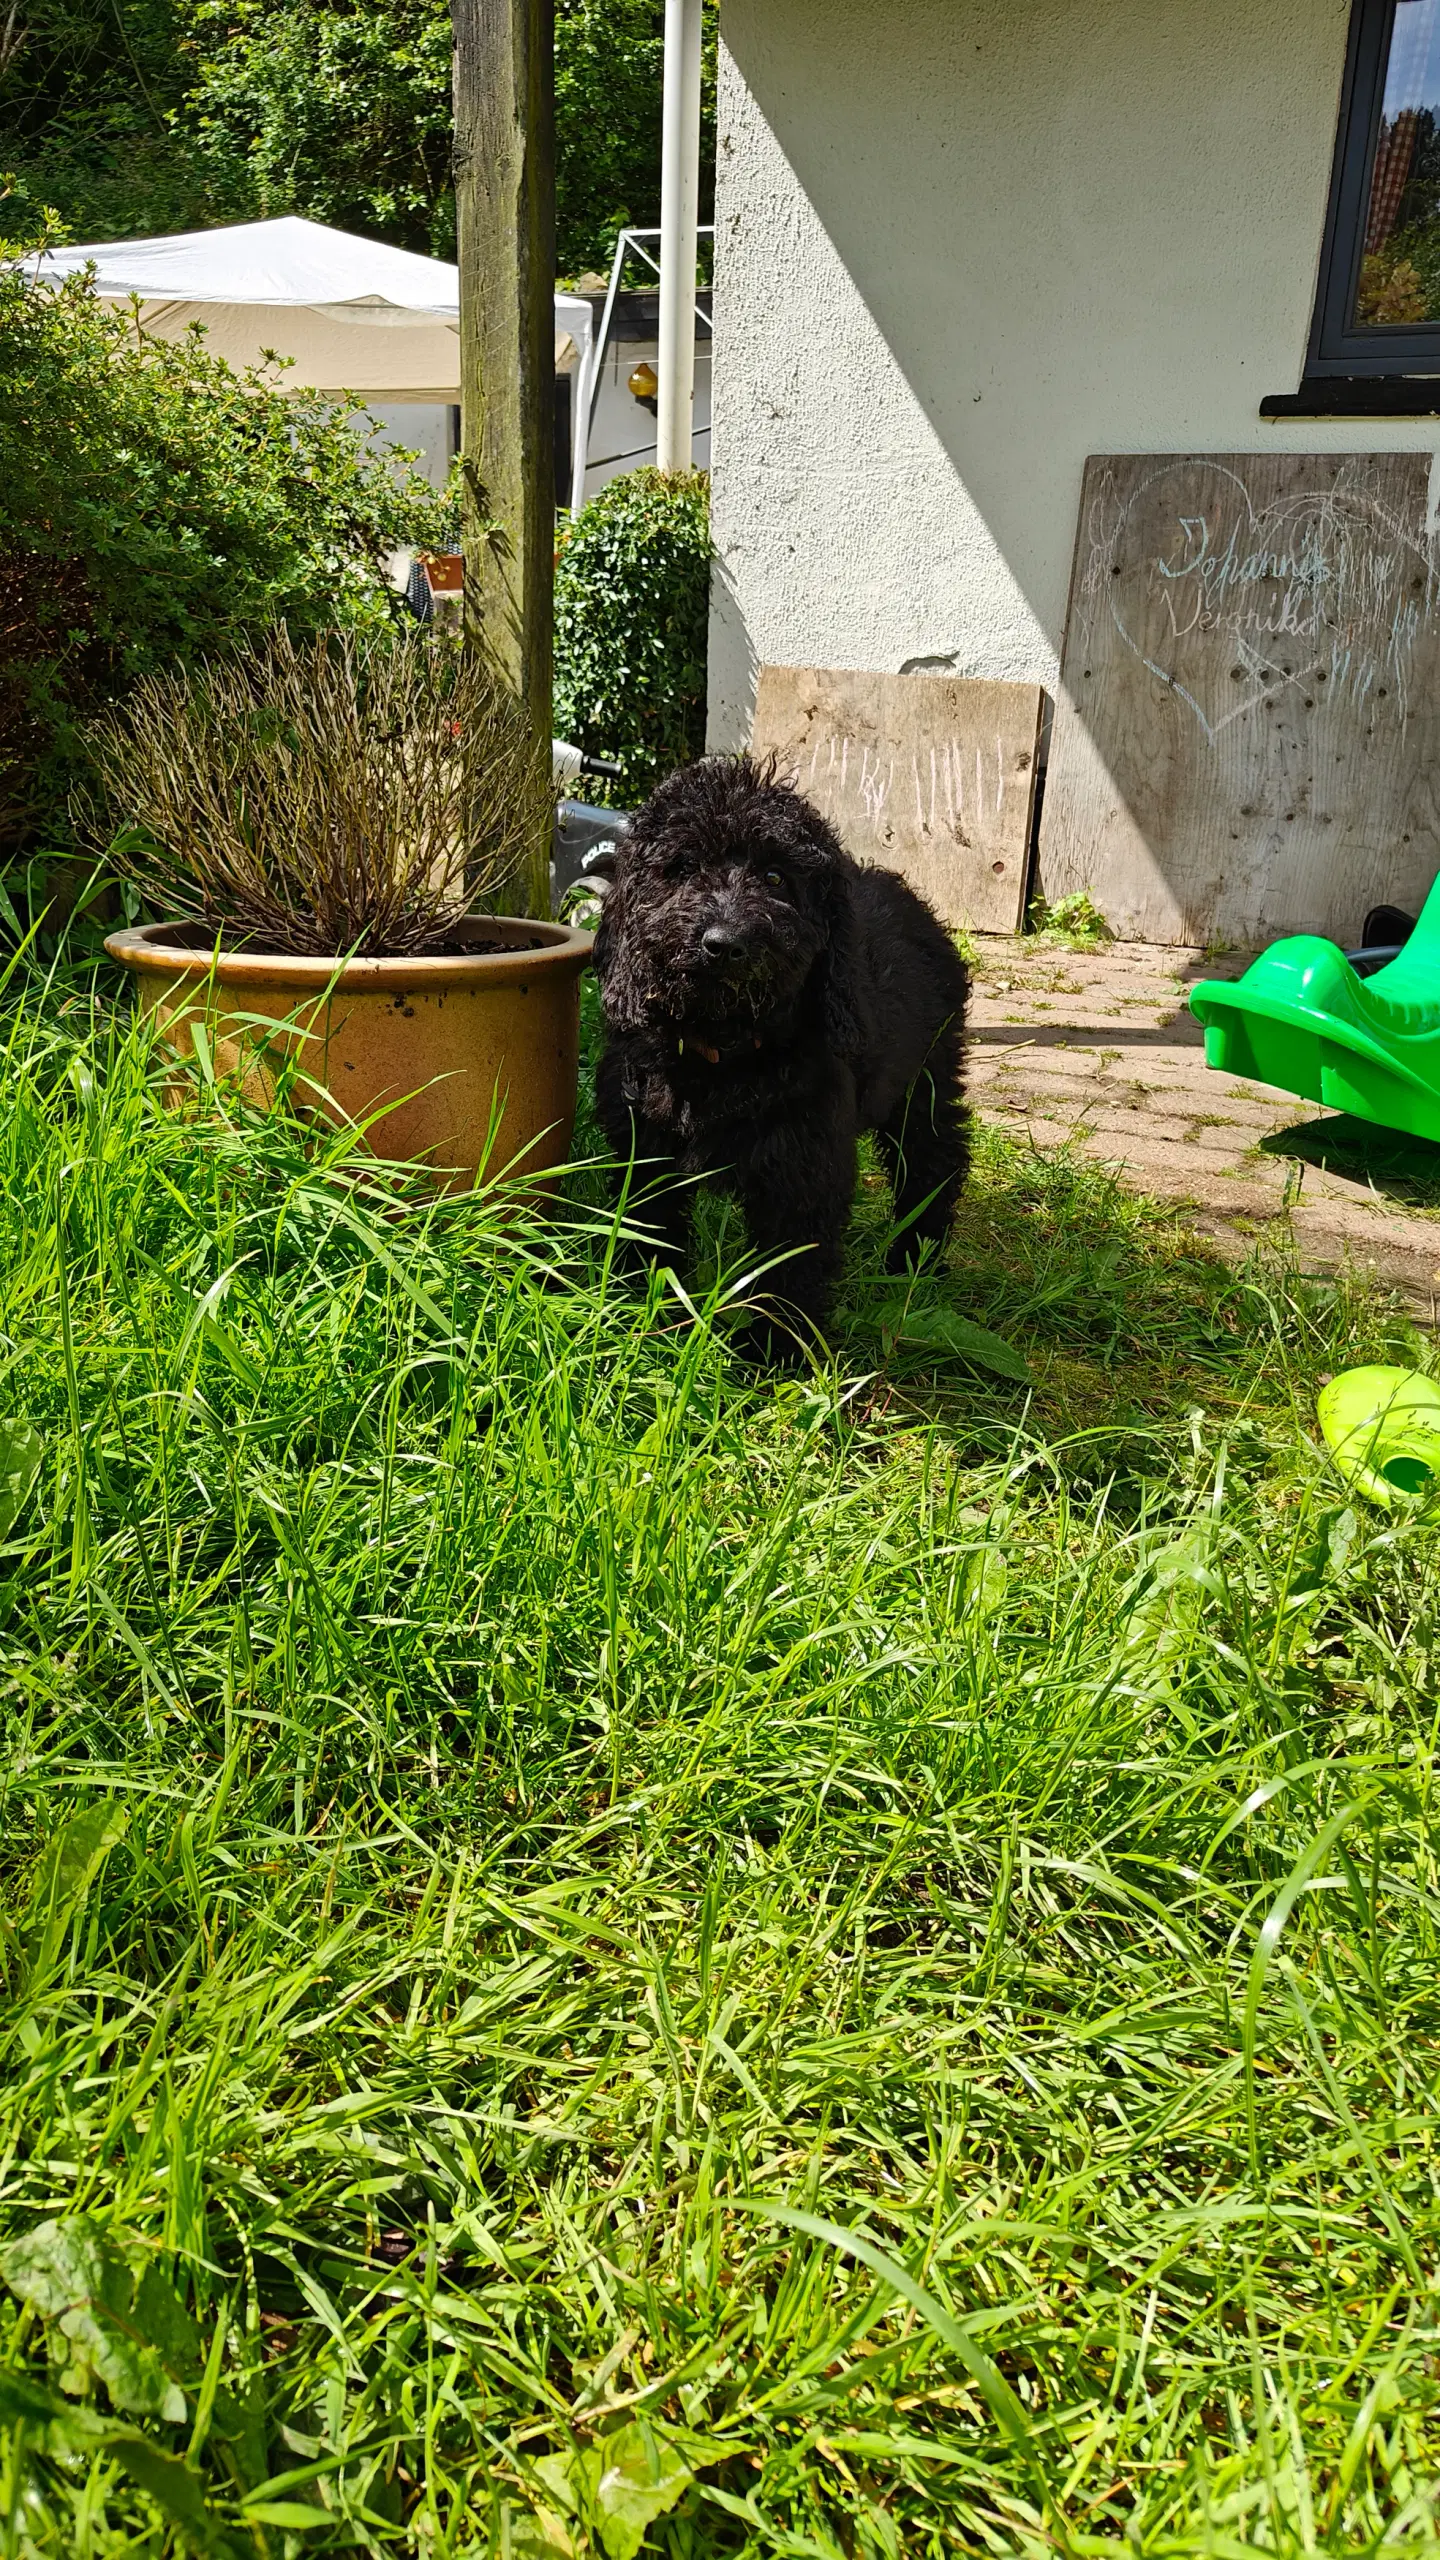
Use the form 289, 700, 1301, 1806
804, 727, 1001, 841
1040, 453, 1440, 948
751, 664, 1042, 934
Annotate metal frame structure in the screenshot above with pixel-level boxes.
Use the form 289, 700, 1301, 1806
579, 225, 714, 489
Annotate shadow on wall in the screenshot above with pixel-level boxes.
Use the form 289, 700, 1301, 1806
711, 0, 1440, 949
707, 550, 760, 757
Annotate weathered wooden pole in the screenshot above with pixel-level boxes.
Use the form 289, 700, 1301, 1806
453, 0, 555, 916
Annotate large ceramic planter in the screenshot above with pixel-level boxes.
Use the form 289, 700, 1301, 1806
105, 916, 593, 1192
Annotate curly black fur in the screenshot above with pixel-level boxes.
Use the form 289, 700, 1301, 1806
593, 755, 971, 1356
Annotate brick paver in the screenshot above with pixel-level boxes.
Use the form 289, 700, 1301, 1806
967, 937, 1440, 1317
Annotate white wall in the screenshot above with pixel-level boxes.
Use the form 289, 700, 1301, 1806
708, 0, 1440, 748
361, 402, 458, 492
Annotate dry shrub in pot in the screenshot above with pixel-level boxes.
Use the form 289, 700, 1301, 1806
80, 626, 554, 957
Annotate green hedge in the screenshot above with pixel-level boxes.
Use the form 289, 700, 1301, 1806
552, 467, 710, 807
0, 246, 454, 852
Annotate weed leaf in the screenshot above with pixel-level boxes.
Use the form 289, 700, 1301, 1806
0, 2375, 213, 2539
0, 2365, 114, 2443
110, 2436, 216, 2545
880, 1304, 1031, 1380
0, 2369, 216, 2547
534, 2422, 706, 2560
21, 1802, 128, 1984
0, 1419, 41, 1537
0, 2217, 192, 2423
591, 2424, 697, 2558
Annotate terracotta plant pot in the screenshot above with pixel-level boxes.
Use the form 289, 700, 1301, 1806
105, 916, 593, 1192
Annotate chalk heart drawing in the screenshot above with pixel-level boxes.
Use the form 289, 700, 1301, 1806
1080, 459, 1440, 744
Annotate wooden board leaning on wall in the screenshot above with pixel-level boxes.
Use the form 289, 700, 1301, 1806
751, 665, 1044, 935
1038, 452, 1440, 949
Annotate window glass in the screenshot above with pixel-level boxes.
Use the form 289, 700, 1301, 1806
1356, 0, 1440, 324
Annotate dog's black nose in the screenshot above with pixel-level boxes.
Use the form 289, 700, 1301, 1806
701, 923, 745, 963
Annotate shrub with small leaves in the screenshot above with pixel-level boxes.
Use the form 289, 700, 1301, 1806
0, 238, 456, 854
552, 467, 710, 807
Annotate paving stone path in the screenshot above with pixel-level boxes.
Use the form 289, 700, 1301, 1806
967, 936, 1440, 1318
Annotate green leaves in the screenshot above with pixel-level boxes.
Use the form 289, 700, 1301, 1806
0, 1419, 42, 1537
531, 2421, 716, 2559
1, 0, 716, 308
878, 1299, 1032, 1381
0, 2369, 217, 2548
1, 2216, 198, 2424
554, 470, 711, 806
0, 255, 453, 849
13, 1800, 128, 1992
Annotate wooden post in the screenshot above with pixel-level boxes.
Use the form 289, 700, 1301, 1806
453, 0, 554, 916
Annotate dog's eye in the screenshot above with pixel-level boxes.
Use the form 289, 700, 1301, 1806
763, 869, 787, 891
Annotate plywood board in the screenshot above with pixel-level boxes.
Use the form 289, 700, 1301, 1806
751, 664, 1043, 933
1039, 453, 1440, 948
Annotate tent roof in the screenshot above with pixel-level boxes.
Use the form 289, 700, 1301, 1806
21, 215, 594, 411
30, 215, 463, 320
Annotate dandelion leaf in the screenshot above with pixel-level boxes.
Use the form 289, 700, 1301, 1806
0, 2216, 192, 2424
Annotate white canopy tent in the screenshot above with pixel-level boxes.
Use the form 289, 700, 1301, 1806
26, 216, 595, 513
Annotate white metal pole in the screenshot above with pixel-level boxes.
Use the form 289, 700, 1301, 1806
570, 304, 593, 515
656, 0, 703, 473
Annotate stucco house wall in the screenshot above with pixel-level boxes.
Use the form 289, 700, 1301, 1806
707, 0, 1440, 749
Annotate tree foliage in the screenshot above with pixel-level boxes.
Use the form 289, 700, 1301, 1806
0, 0, 719, 277
0, 252, 452, 849
553, 467, 710, 806
183, 0, 457, 259
553, 0, 718, 278
0, 0, 218, 241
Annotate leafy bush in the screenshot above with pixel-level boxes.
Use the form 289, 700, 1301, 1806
0, 2, 219, 243
85, 628, 551, 955
0, 250, 454, 852
553, 467, 710, 807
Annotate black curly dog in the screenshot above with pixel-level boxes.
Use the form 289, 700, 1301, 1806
593, 755, 970, 1357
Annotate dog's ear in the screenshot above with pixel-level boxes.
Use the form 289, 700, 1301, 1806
591, 865, 650, 1033
815, 859, 863, 1059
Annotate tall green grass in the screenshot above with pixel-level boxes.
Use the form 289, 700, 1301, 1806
0, 954, 1438, 2556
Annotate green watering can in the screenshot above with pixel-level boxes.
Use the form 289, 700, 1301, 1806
1318, 1366, 1440, 1505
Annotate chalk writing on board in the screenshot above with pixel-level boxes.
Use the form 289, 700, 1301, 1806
1074, 458, 1440, 742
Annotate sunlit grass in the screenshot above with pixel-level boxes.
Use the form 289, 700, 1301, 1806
0, 949, 1438, 2556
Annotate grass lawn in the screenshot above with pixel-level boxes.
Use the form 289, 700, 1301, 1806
2, 957, 1439, 2557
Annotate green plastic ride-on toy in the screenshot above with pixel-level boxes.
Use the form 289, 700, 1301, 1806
1189, 876, 1440, 1144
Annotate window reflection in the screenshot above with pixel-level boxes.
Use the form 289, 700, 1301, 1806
1356, 0, 1440, 324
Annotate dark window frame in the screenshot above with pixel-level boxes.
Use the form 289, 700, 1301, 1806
1309, 0, 1440, 377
